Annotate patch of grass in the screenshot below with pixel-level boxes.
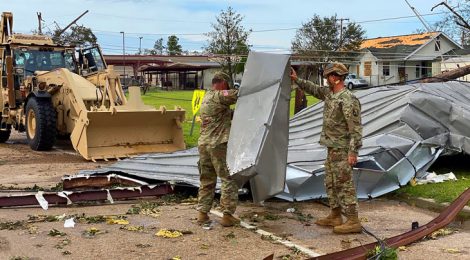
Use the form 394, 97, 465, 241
289, 92, 319, 118
141, 89, 319, 148
141, 89, 199, 147
394, 154, 470, 206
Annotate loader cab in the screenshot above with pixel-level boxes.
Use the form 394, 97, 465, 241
78, 45, 107, 76
12, 46, 76, 76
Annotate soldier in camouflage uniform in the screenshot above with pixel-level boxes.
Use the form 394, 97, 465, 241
290, 63, 363, 234
196, 72, 240, 227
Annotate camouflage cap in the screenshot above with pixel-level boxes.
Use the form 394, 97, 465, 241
322, 62, 349, 77
212, 71, 231, 82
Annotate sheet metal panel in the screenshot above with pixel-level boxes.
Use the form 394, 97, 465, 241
227, 51, 291, 202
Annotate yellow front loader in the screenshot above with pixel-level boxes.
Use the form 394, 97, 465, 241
0, 12, 185, 160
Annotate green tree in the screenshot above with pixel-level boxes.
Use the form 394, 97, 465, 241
205, 6, 251, 84
144, 38, 165, 55
292, 14, 365, 63
154, 38, 165, 54
167, 35, 183, 55
51, 25, 97, 46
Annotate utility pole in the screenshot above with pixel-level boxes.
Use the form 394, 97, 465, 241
338, 18, 349, 49
462, 30, 466, 47
139, 36, 143, 55
120, 31, 126, 85
36, 12, 42, 34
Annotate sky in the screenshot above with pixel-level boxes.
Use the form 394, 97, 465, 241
2, 0, 452, 55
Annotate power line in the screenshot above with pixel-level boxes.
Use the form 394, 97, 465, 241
81, 11, 451, 37
88, 10, 449, 27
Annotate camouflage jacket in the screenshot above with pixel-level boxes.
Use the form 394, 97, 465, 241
295, 78, 363, 154
198, 89, 238, 147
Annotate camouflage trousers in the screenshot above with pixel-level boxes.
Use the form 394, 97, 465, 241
324, 147, 358, 216
197, 142, 238, 215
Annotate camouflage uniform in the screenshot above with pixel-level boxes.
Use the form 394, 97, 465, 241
197, 88, 239, 215
294, 77, 362, 215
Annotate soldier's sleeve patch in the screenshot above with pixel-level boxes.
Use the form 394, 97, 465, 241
353, 108, 359, 117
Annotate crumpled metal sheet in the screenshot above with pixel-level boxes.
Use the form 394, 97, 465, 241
75, 76, 470, 203
78, 148, 202, 187
282, 81, 470, 201
227, 51, 291, 202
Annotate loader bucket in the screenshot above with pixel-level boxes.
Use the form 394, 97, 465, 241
70, 109, 186, 161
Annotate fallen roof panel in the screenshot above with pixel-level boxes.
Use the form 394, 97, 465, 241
283, 81, 470, 201
75, 75, 470, 202
227, 51, 291, 202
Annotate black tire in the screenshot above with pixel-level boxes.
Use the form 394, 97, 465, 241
0, 113, 10, 143
348, 83, 354, 90
25, 97, 57, 150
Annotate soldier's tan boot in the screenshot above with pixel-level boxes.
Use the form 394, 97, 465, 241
333, 214, 362, 234
197, 212, 209, 225
315, 207, 343, 227
220, 214, 240, 227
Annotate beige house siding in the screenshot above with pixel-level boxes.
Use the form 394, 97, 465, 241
355, 33, 461, 86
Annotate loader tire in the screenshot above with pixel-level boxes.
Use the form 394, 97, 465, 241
0, 113, 11, 143
0, 130, 10, 143
0, 130, 10, 144
25, 97, 57, 151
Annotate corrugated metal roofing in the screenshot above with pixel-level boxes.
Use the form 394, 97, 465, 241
77, 79, 470, 201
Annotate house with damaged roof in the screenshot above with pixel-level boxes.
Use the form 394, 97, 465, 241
350, 32, 462, 87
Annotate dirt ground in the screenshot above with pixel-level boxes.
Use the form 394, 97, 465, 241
0, 132, 469, 260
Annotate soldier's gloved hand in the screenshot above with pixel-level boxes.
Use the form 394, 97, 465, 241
348, 154, 358, 166
290, 68, 298, 81
290, 68, 298, 90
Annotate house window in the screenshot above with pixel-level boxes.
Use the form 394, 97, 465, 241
382, 62, 390, 76
364, 61, 371, 76
415, 64, 420, 78
421, 61, 430, 77
435, 36, 441, 51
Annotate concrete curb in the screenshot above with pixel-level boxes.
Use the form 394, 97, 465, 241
393, 195, 470, 220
